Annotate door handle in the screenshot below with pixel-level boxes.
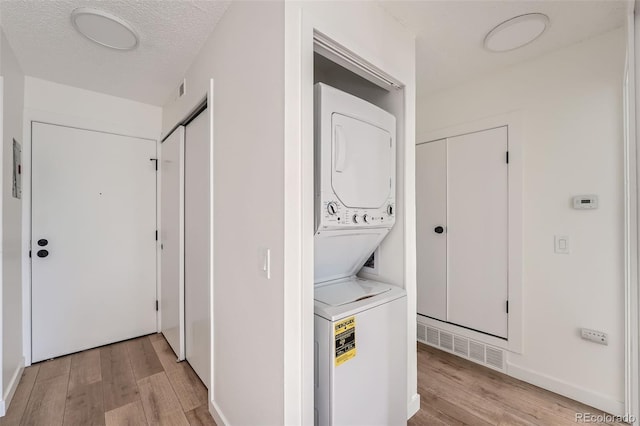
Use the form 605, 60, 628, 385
37, 249, 49, 258
37, 239, 48, 247
334, 125, 346, 173
434, 226, 445, 234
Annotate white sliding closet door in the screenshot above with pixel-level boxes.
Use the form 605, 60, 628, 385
185, 110, 211, 387
447, 127, 508, 338
161, 126, 185, 360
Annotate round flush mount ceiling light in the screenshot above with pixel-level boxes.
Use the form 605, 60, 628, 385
484, 13, 550, 52
71, 8, 139, 51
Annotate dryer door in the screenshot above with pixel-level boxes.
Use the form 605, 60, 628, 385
331, 113, 393, 209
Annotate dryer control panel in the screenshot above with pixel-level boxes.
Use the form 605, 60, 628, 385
317, 198, 396, 231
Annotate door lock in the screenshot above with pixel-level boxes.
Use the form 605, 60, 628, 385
434, 226, 445, 234
37, 250, 49, 258
37, 239, 48, 246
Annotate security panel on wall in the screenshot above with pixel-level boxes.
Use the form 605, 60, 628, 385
313, 83, 406, 426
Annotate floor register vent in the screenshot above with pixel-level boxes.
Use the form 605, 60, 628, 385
417, 323, 505, 372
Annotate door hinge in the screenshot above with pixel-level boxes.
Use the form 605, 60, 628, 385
29, 250, 31, 258
506, 300, 509, 314
150, 158, 158, 171
156, 300, 159, 311
155, 230, 158, 241
506, 151, 509, 164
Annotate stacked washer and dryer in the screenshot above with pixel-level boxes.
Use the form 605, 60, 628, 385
313, 83, 407, 426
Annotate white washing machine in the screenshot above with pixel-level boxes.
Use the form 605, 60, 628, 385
313, 83, 407, 426
314, 278, 407, 426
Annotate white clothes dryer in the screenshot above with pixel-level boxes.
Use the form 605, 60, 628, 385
314, 83, 396, 235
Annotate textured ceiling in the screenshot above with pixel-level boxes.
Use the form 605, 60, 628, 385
0, 1, 628, 105
0, 0, 230, 105
379, 0, 628, 99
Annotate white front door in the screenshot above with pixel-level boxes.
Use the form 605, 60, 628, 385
31, 122, 157, 362
160, 126, 185, 360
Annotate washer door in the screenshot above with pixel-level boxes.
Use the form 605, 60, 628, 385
331, 113, 392, 209
314, 228, 388, 283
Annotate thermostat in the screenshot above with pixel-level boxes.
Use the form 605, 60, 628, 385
572, 195, 598, 210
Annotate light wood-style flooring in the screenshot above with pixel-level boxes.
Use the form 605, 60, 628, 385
1, 337, 622, 425
0, 333, 215, 426
408, 342, 619, 426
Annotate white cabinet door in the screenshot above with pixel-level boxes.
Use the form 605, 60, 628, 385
416, 139, 447, 321
32, 122, 157, 362
161, 126, 185, 360
447, 127, 508, 338
185, 110, 211, 388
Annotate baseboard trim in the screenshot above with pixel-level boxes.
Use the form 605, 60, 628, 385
407, 392, 420, 419
210, 399, 231, 426
1, 357, 25, 417
507, 362, 625, 416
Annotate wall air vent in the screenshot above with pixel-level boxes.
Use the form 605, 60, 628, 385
419, 324, 506, 372
179, 80, 186, 97
439, 331, 453, 351
469, 340, 485, 363
454, 335, 469, 357
417, 323, 426, 341
426, 326, 439, 346
486, 347, 505, 370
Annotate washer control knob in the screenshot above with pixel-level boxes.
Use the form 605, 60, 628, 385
363, 214, 370, 223
327, 202, 338, 215
387, 204, 394, 216
353, 214, 359, 224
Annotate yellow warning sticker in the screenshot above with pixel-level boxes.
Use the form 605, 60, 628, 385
335, 316, 356, 366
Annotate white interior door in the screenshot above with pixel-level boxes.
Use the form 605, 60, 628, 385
447, 126, 508, 338
31, 122, 157, 362
185, 110, 210, 387
161, 126, 185, 360
416, 139, 447, 321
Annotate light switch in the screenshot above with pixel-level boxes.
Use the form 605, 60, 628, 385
261, 248, 271, 279
555, 235, 570, 254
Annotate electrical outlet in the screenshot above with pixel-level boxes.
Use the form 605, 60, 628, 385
581, 328, 608, 345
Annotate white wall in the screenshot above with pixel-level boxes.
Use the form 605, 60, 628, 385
162, 2, 285, 424
0, 29, 24, 416
24, 77, 161, 139
21, 77, 162, 366
284, 2, 417, 423
417, 28, 626, 414
163, 2, 416, 424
